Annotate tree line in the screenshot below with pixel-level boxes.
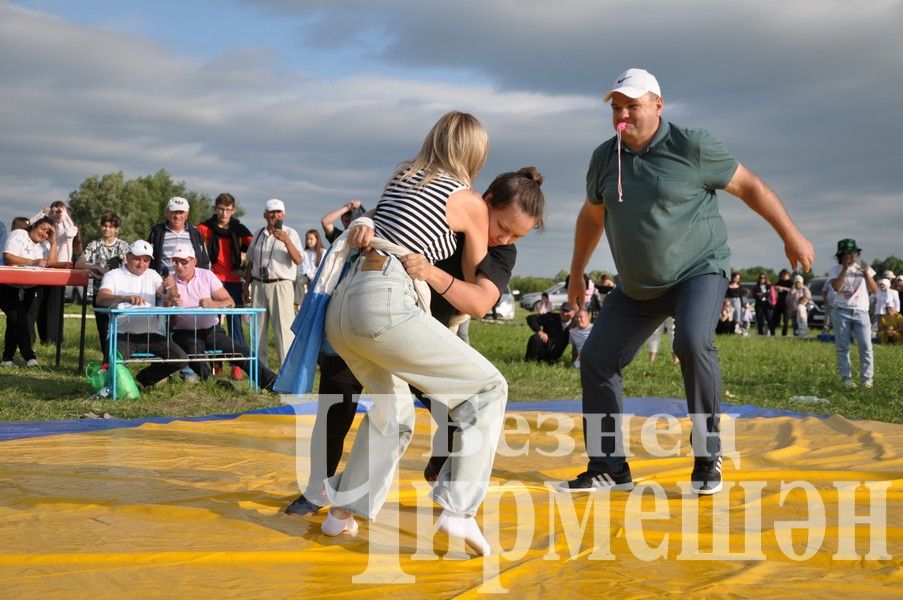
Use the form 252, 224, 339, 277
67, 170, 237, 243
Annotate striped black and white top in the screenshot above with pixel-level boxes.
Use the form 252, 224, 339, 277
373, 169, 468, 264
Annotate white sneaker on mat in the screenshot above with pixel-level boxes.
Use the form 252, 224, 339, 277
437, 510, 491, 556
321, 509, 358, 537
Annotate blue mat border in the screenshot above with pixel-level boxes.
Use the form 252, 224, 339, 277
0, 397, 827, 442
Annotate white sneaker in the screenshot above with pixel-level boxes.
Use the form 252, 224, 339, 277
843, 379, 856, 389
437, 510, 491, 556
0, 360, 15, 368
25, 359, 39, 367
321, 509, 358, 537
862, 379, 874, 389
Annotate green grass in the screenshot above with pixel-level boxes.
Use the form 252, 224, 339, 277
0, 305, 901, 423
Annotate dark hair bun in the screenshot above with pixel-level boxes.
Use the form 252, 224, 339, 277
516, 166, 543, 187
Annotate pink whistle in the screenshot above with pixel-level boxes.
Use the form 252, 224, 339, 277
617, 122, 627, 131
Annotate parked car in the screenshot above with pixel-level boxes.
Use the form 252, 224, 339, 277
486, 285, 516, 320
520, 282, 568, 312
807, 276, 829, 328
740, 279, 827, 328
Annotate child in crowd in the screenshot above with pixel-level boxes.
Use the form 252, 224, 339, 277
794, 295, 809, 337
739, 299, 754, 337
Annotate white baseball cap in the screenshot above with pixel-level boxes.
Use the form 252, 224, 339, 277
265, 198, 285, 212
129, 240, 154, 258
167, 196, 190, 212
603, 68, 662, 102
878, 278, 890, 288
171, 244, 195, 260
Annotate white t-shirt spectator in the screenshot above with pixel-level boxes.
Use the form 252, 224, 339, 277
873, 287, 900, 316
3, 229, 49, 261
30, 210, 78, 262
828, 263, 875, 311
247, 227, 302, 281
99, 267, 164, 335
301, 248, 322, 280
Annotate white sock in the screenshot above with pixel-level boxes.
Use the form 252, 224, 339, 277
321, 509, 358, 537
437, 510, 491, 556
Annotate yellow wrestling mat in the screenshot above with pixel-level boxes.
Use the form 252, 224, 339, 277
0, 409, 900, 599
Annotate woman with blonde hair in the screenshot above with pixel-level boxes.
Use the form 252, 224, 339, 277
320, 111, 503, 555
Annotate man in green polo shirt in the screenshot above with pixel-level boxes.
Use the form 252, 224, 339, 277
559, 68, 814, 495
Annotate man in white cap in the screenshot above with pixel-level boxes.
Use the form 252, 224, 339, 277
147, 196, 210, 276
95, 240, 188, 388
244, 199, 302, 369
147, 195, 211, 381
561, 67, 814, 495
166, 244, 279, 389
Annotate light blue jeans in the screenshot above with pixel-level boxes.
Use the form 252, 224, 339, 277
832, 307, 874, 383
323, 255, 507, 519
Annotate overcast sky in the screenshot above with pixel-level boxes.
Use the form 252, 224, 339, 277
2, 0, 901, 276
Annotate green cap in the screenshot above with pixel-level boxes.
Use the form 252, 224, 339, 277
835, 238, 861, 256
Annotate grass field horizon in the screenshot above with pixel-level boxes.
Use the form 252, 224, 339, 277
0, 306, 900, 424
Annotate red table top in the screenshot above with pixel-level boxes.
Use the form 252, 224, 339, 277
0, 266, 89, 287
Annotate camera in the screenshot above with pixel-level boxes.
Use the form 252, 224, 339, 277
274, 219, 283, 230
258, 266, 269, 280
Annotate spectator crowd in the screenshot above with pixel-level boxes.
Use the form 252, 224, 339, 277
0, 195, 367, 391
2, 198, 902, 393
520, 245, 903, 389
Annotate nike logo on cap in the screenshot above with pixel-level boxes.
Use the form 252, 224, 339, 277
617, 76, 631, 84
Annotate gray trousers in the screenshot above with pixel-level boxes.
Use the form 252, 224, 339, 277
580, 273, 727, 472
323, 255, 507, 519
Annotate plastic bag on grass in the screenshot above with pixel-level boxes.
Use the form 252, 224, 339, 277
111, 353, 141, 400
84, 361, 107, 392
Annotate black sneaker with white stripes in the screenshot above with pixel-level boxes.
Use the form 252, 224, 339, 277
555, 463, 634, 492
690, 456, 723, 495
284, 494, 324, 517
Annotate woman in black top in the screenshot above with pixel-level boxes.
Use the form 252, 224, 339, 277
754, 272, 776, 335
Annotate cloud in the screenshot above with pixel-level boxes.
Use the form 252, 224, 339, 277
1, 0, 901, 277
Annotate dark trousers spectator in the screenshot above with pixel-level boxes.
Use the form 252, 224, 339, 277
172, 325, 276, 388
116, 333, 188, 387
525, 333, 570, 363
312, 353, 364, 479
755, 304, 774, 335
27, 287, 40, 344
772, 298, 791, 336
1, 285, 38, 362
36, 285, 64, 345
92, 296, 112, 365
221, 281, 247, 347
715, 318, 736, 335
